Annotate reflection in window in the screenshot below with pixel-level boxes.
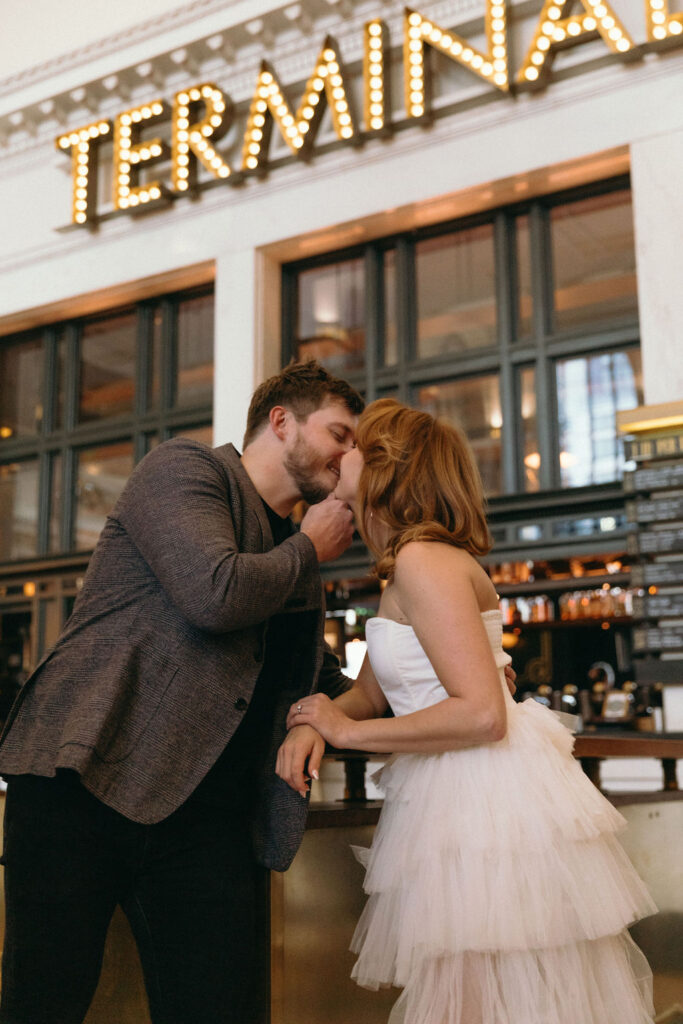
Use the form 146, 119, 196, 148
177, 292, 214, 408
172, 424, 213, 446
556, 349, 642, 488
55, 329, 68, 430
79, 312, 136, 422
516, 216, 533, 339
416, 225, 496, 357
148, 308, 164, 411
0, 460, 40, 560
0, 334, 43, 441
416, 375, 502, 496
520, 368, 540, 492
48, 453, 63, 554
384, 249, 398, 366
296, 260, 365, 373
551, 191, 637, 332
552, 512, 626, 538
75, 442, 134, 551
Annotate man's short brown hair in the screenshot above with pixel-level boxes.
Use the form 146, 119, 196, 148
242, 360, 364, 448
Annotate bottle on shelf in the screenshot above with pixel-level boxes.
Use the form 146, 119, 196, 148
534, 684, 553, 708
561, 684, 579, 715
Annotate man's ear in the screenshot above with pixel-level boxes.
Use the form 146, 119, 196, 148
269, 405, 290, 441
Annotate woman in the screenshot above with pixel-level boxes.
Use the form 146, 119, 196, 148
277, 399, 655, 1024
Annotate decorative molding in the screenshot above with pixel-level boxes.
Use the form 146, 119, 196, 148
0, 0, 237, 98
0, 0, 385, 156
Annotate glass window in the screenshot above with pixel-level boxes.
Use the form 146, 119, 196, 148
172, 424, 213, 446
551, 190, 637, 332
0, 334, 43, 441
416, 224, 496, 358
516, 215, 533, 339
415, 375, 502, 496
0, 459, 40, 560
556, 349, 643, 488
74, 442, 134, 551
79, 311, 136, 422
48, 452, 63, 554
148, 306, 164, 411
55, 328, 68, 431
176, 292, 214, 408
552, 512, 626, 538
383, 249, 398, 367
296, 260, 366, 373
0, 287, 213, 566
520, 367, 540, 492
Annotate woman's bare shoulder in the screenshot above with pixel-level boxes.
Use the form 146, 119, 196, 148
395, 540, 477, 573
395, 541, 497, 609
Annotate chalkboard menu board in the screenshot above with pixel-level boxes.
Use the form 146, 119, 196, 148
624, 419, 683, 679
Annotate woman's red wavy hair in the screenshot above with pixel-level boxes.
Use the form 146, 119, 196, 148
355, 399, 492, 581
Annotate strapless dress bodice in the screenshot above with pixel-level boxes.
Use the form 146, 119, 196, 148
364, 609, 512, 718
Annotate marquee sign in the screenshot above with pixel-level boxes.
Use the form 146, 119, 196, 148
55, 1, 683, 226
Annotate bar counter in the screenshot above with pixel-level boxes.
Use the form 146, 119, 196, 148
0, 733, 678, 1023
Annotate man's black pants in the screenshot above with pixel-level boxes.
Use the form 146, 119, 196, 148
0, 771, 261, 1024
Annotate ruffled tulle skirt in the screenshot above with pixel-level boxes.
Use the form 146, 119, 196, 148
351, 699, 656, 1024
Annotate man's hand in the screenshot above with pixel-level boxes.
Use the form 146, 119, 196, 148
504, 664, 516, 696
300, 495, 354, 563
275, 724, 325, 798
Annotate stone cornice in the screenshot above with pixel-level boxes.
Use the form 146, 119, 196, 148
0, 0, 240, 98
0, 0, 500, 153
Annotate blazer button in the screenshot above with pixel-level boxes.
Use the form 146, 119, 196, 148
234, 697, 248, 712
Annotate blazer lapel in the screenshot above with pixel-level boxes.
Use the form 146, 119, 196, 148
213, 443, 274, 550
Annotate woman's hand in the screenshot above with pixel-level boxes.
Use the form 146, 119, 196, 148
286, 693, 354, 750
276, 724, 325, 798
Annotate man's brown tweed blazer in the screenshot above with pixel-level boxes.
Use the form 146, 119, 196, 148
0, 439, 349, 870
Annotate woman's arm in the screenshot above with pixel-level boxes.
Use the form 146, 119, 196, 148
276, 653, 388, 795
287, 542, 507, 754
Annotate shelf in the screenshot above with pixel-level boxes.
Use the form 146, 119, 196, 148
502, 617, 633, 630
495, 572, 631, 595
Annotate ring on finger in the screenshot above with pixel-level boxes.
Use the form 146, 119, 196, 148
296, 703, 303, 714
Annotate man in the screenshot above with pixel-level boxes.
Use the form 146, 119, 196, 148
0, 360, 363, 1024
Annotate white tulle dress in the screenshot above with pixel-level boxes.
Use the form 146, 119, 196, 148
351, 610, 656, 1024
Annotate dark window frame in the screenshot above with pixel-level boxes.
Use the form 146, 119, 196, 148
281, 174, 639, 500
0, 285, 214, 565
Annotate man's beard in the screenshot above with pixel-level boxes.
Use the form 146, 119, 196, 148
284, 433, 333, 505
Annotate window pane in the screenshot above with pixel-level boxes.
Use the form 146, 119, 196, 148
516, 215, 533, 339
520, 367, 540, 492
0, 460, 40, 560
75, 442, 134, 551
415, 375, 502, 496
172, 424, 213, 446
296, 260, 365, 372
55, 328, 68, 431
148, 306, 164, 411
416, 225, 496, 358
551, 191, 637, 331
0, 334, 43, 441
79, 311, 136, 422
384, 249, 398, 366
556, 349, 643, 488
48, 452, 63, 554
176, 292, 214, 408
